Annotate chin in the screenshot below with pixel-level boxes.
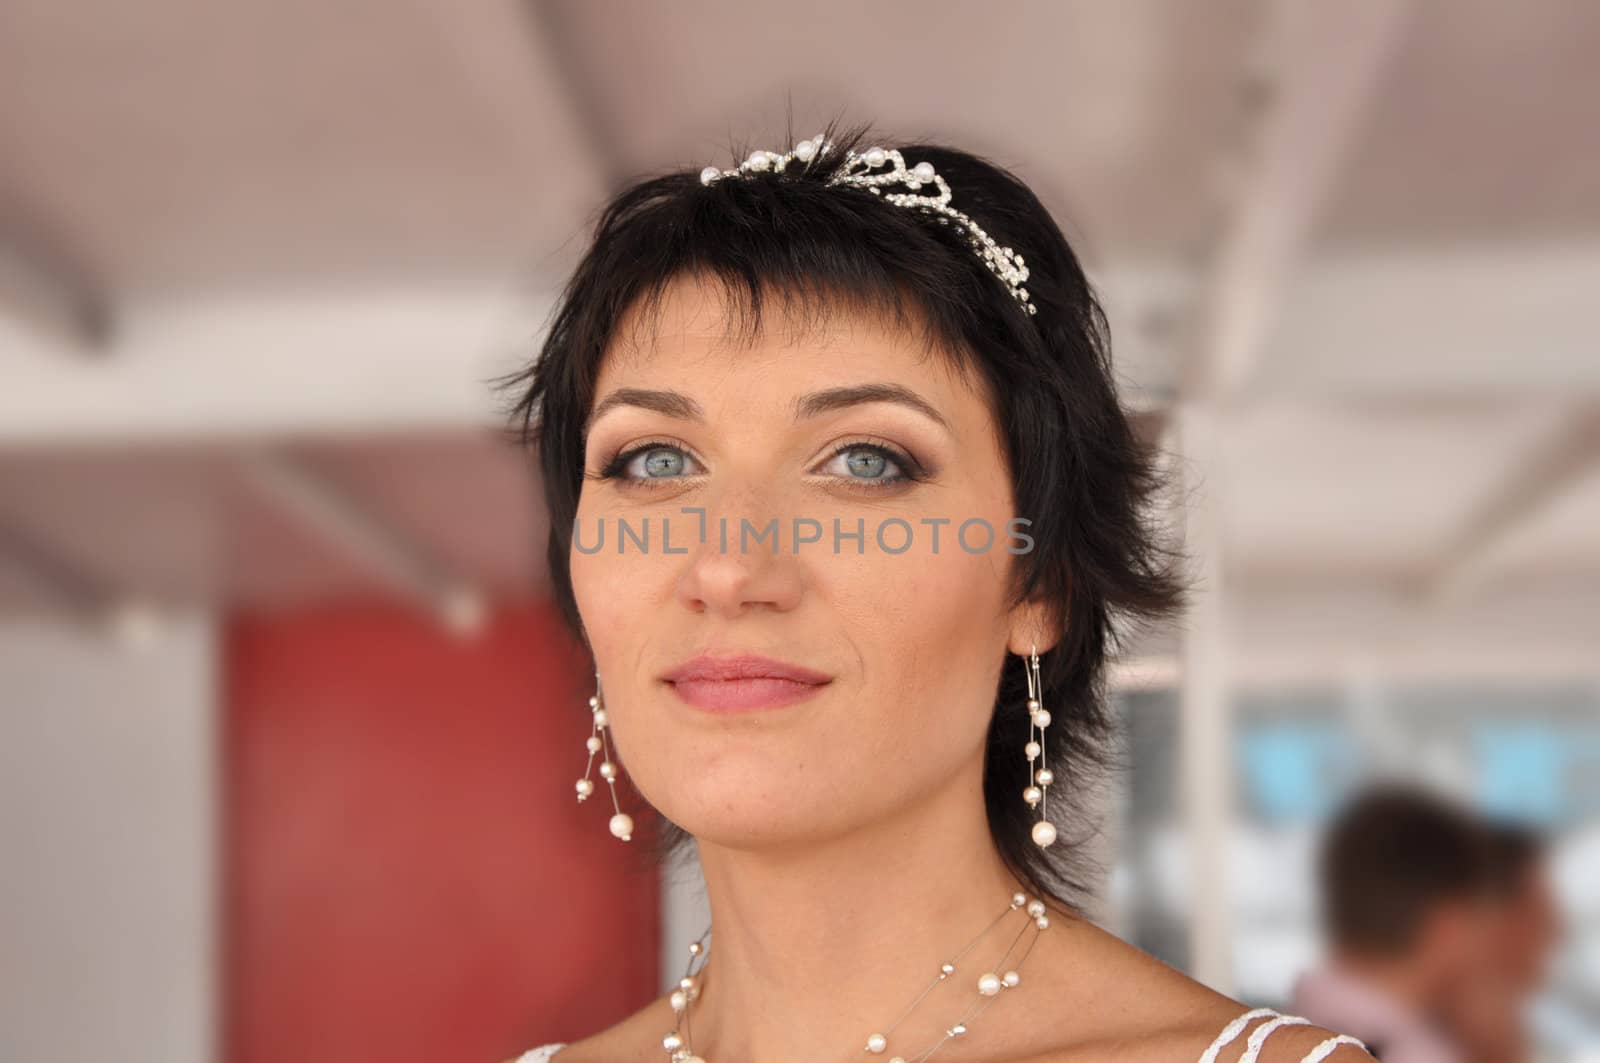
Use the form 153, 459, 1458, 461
657, 775, 846, 850
677, 816, 820, 851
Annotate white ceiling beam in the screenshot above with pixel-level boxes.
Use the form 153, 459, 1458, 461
1114, 572, 1600, 691
1115, 643, 1600, 692
1417, 404, 1600, 606
1265, 244, 1600, 395
6, 244, 1595, 447
0, 286, 551, 444
1185, 0, 1415, 404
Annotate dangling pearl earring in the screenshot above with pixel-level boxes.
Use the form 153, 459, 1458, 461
1023, 645, 1057, 848
574, 668, 633, 841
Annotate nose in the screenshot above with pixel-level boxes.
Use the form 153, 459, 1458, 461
674, 505, 805, 618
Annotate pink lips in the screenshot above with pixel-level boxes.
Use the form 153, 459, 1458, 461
661, 653, 833, 713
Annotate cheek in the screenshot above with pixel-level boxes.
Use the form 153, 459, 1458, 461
567, 512, 684, 728
820, 534, 1011, 752
569, 549, 631, 659
568, 502, 683, 627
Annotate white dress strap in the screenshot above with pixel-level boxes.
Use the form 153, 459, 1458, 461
1198, 1007, 1367, 1063
516, 1044, 566, 1062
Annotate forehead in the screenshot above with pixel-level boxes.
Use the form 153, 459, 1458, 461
597, 272, 976, 400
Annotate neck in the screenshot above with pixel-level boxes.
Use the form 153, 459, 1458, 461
683, 755, 1053, 1063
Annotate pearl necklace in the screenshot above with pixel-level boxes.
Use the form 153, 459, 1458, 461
660, 890, 1051, 1063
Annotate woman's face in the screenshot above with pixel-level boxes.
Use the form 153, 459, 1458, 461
572, 274, 1040, 848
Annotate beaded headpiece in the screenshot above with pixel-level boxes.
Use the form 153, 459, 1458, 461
699, 134, 1037, 316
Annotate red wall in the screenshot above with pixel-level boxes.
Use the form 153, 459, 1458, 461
224, 600, 660, 1063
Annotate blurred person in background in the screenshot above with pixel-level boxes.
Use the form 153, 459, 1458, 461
1440, 821, 1562, 1063
1292, 785, 1502, 1062
1482, 823, 1561, 1013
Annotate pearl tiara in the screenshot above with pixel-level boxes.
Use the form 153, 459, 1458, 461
699, 134, 1037, 316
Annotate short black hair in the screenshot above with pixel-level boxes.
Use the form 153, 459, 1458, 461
1316, 784, 1496, 953
497, 115, 1190, 913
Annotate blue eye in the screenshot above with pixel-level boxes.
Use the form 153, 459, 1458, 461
600, 442, 701, 483
636, 447, 687, 478
824, 444, 902, 483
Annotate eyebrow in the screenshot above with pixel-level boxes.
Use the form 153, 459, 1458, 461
585, 382, 952, 437
585, 388, 704, 436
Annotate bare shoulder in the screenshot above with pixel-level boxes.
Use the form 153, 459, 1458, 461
519, 988, 676, 1063
1127, 986, 1373, 1063
1013, 917, 1371, 1063
1079, 1007, 1372, 1063
1128, 984, 1373, 1063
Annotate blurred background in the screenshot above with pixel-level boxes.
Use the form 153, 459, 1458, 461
1, 0, 1596, 1060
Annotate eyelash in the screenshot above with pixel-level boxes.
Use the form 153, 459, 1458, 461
592, 437, 927, 491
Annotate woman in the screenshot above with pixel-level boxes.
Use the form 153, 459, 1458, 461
498, 119, 1372, 1063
